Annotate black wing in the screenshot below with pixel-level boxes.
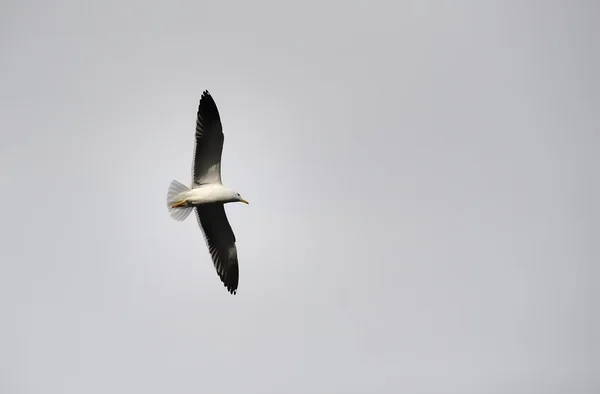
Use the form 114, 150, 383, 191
195, 205, 239, 294
192, 90, 224, 185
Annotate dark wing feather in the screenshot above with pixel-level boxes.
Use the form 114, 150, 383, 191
195, 205, 239, 294
193, 90, 224, 185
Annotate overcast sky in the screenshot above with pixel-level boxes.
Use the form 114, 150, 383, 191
1, 1, 598, 393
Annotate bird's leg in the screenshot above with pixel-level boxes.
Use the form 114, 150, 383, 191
171, 200, 189, 208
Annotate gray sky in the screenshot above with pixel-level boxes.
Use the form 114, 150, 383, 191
1, 1, 598, 393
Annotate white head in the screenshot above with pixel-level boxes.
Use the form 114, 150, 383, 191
226, 189, 249, 205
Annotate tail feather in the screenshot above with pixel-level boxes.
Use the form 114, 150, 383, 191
167, 180, 193, 221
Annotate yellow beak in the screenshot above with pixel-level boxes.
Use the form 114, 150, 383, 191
240, 198, 249, 205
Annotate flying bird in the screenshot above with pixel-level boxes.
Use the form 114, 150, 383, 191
167, 90, 248, 295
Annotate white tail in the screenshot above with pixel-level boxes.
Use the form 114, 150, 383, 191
167, 180, 193, 221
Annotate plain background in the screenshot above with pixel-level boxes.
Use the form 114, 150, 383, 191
1, 0, 598, 393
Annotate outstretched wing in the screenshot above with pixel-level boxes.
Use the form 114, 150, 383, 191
195, 205, 239, 294
192, 90, 224, 186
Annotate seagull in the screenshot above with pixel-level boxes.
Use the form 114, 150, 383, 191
166, 90, 248, 295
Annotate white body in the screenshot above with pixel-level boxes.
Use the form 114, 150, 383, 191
182, 184, 238, 205
167, 180, 244, 221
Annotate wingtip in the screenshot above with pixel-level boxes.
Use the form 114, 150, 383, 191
199, 90, 216, 106
197, 90, 220, 122
224, 278, 238, 295
225, 281, 238, 295
222, 284, 237, 295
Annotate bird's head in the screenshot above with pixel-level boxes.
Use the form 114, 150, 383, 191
234, 191, 249, 205
221, 188, 248, 205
